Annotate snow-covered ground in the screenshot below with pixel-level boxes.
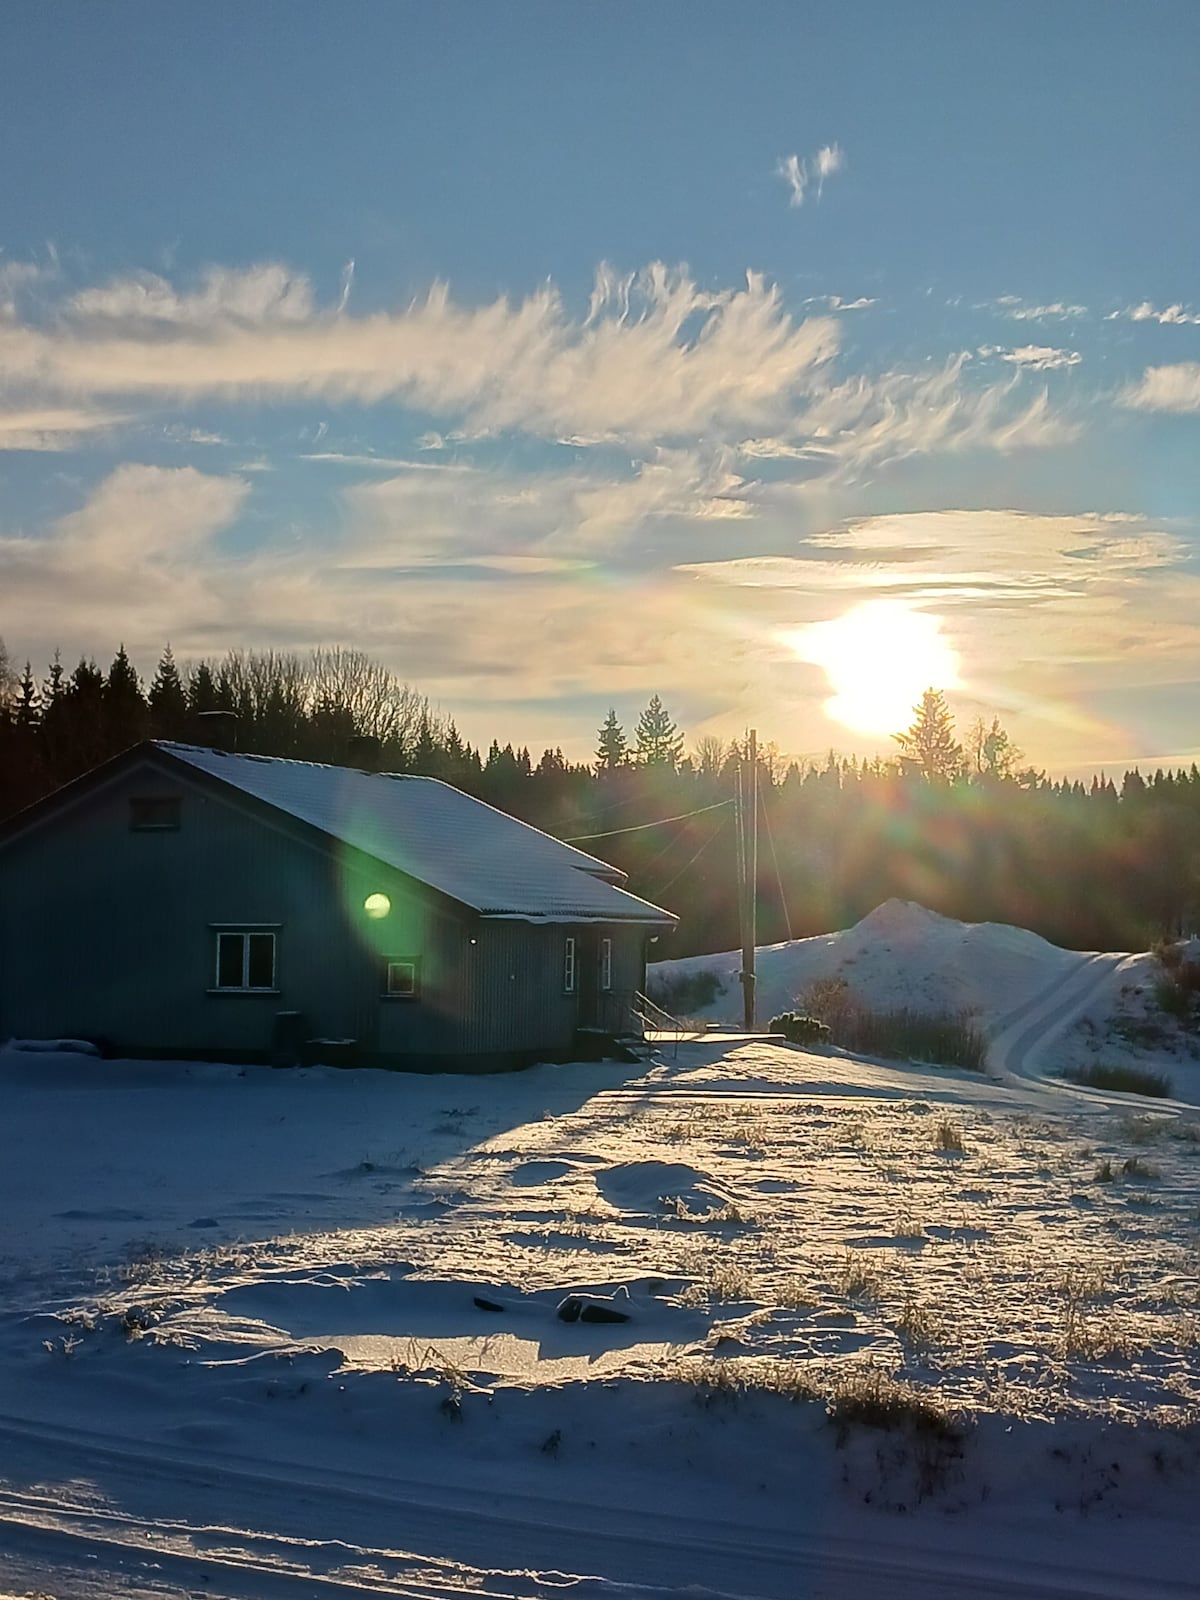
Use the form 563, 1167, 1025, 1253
2, 902, 1199, 1598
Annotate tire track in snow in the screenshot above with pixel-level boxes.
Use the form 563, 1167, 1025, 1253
0, 1414, 1191, 1600
987, 953, 1136, 1088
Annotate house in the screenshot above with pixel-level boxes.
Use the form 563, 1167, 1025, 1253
0, 741, 676, 1070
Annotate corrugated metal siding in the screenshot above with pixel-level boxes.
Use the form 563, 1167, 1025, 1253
0, 760, 475, 1059
459, 923, 578, 1055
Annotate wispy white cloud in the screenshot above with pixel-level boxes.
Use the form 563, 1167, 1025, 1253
4, 262, 841, 447
977, 344, 1082, 371
69, 263, 315, 325
0, 405, 128, 451
793, 357, 1080, 475
1120, 362, 1200, 412
0, 260, 48, 318
0, 465, 249, 635
992, 295, 1088, 322
0, 258, 1079, 486
1106, 300, 1200, 325
776, 144, 845, 208
336, 259, 355, 315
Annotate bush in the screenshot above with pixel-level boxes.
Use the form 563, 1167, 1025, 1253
798, 978, 987, 1071
1155, 976, 1192, 1021
1152, 936, 1183, 971
645, 968, 725, 1015
769, 1011, 831, 1046
1062, 1062, 1172, 1098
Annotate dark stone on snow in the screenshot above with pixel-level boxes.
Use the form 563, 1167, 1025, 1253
473, 1295, 505, 1313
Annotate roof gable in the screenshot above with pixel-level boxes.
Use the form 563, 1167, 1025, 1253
154, 743, 675, 925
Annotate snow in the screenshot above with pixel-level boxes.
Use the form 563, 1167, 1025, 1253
2, 900, 1200, 1597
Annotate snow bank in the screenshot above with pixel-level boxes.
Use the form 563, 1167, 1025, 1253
650, 899, 1085, 1031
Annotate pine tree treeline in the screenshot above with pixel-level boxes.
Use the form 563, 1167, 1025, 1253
1, 642, 1198, 958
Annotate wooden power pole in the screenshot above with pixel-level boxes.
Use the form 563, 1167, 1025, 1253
739, 728, 758, 1031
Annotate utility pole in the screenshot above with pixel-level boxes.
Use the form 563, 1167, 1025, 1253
739, 728, 758, 1031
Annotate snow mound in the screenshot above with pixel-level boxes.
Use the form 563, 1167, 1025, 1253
594, 1160, 736, 1217
650, 899, 1087, 1033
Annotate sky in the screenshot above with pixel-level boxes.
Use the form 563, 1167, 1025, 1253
1, 0, 1199, 774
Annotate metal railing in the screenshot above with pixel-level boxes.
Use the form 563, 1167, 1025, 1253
630, 990, 692, 1058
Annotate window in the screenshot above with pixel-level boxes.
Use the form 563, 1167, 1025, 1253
383, 958, 419, 998
563, 936, 577, 993
599, 937, 612, 992
130, 796, 180, 831
214, 930, 276, 991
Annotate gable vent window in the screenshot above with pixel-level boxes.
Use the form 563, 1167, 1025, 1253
214, 930, 277, 991
564, 936, 577, 994
130, 796, 181, 831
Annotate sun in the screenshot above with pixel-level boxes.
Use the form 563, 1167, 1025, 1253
786, 600, 961, 737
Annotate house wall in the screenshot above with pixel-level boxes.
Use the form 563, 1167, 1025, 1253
0, 758, 467, 1061
0, 755, 660, 1067
455, 920, 647, 1055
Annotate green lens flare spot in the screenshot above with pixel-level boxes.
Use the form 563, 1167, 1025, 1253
364, 893, 391, 920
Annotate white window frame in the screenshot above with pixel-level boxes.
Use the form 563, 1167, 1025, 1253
599, 936, 613, 992
212, 929, 278, 992
563, 936, 577, 994
383, 958, 420, 999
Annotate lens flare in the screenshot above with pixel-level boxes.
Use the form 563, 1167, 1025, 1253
363, 892, 391, 919
785, 601, 961, 736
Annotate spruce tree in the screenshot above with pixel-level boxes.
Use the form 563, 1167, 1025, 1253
149, 645, 189, 740
595, 708, 628, 774
634, 694, 683, 769
894, 689, 964, 782
15, 662, 39, 728
104, 644, 149, 751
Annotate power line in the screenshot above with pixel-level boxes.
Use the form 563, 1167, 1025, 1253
564, 798, 733, 842
651, 808, 730, 899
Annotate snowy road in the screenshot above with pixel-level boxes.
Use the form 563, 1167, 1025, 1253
0, 1415, 1191, 1600
987, 953, 1135, 1088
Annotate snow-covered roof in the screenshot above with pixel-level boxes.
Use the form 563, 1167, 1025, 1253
155, 743, 676, 925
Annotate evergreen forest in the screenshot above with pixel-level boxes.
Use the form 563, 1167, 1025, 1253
1, 638, 1197, 958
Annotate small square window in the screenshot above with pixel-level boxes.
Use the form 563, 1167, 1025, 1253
563, 936, 577, 993
130, 796, 180, 831
384, 959, 419, 998
214, 930, 276, 990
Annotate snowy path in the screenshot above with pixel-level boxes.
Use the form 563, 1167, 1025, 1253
0, 1415, 1192, 1600
987, 953, 1135, 1088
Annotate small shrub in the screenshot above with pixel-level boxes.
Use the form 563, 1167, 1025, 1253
1094, 1158, 1115, 1183
934, 1116, 965, 1153
1062, 1062, 1172, 1098
1155, 976, 1192, 1021
799, 979, 987, 1071
896, 1295, 938, 1349
840, 1249, 884, 1300
769, 1011, 831, 1046
1153, 936, 1183, 971
826, 1367, 961, 1442
1111, 1011, 1172, 1049
645, 968, 725, 1015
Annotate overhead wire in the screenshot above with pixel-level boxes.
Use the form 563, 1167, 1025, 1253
563, 798, 733, 842
651, 807, 730, 899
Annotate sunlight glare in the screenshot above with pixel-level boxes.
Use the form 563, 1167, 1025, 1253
787, 601, 961, 736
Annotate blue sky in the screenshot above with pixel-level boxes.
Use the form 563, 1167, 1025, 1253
2, 1, 1199, 770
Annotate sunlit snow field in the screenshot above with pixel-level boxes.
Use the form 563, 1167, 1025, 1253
3, 903, 1200, 1597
